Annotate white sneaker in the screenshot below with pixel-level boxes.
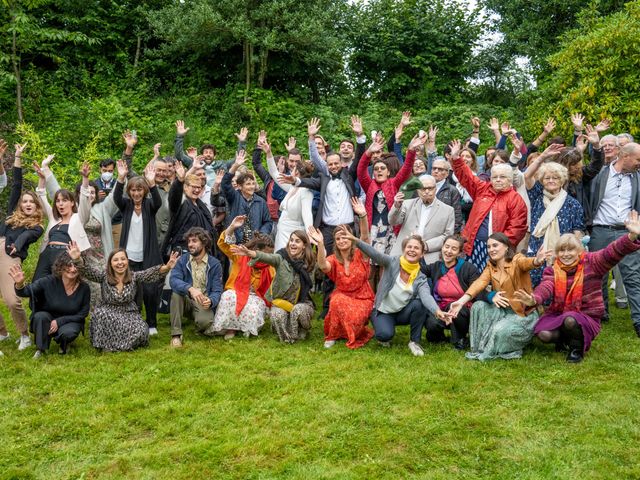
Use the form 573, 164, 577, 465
324, 340, 336, 349
408, 341, 425, 357
18, 335, 32, 351
610, 280, 616, 290
0, 333, 10, 342
33, 350, 43, 359
378, 340, 391, 348
148, 327, 158, 336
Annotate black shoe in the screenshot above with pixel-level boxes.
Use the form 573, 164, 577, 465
601, 315, 609, 323
634, 324, 640, 338
452, 338, 469, 351
566, 349, 583, 363
554, 341, 569, 352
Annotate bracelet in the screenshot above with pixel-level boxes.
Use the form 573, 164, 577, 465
358, 213, 367, 219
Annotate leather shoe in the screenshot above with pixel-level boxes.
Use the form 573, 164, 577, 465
634, 324, 640, 338
452, 338, 469, 351
566, 349, 583, 363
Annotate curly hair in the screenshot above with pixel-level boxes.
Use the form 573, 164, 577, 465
52, 252, 78, 279
183, 227, 212, 252
5, 191, 44, 229
246, 232, 274, 253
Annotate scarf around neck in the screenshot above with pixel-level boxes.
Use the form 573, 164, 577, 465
277, 248, 312, 304
533, 188, 567, 256
552, 253, 585, 312
234, 257, 273, 315
399, 256, 420, 286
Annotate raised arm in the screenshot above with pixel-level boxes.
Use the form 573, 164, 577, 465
308, 227, 331, 274
308, 118, 329, 176
174, 120, 193, 168
355, 239, 392, 268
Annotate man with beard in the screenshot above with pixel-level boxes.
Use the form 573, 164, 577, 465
169, 227, 223, 347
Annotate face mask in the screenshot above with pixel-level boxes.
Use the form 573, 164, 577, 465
101, 171, 114, 182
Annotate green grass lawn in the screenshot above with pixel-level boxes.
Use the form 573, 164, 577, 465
1, 296, 640, 480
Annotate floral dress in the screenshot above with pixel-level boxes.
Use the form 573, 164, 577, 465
78, 261, 166, 351
371, 191, 396, 256
324, 249, 374, 348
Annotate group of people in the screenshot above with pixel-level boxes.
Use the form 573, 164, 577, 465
0, 111, 638, 364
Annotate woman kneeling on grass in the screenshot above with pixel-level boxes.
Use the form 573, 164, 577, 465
231, 231, 316, 344
449, 233, 550, 361
513, 212, 640, 363
212, 215, 275, 339
307, 198, 374, 350
67, 241, 179, 352
10, 252, 90, 358
346, 232, 450, 357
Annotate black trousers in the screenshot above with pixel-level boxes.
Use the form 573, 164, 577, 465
372, 298, 427, 343
425, 305, 470, 343
129, 260, 160, 328
30, 311, 82, 352
32, 244, 66, 281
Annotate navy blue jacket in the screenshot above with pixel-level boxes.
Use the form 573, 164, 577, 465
169, 253, 223, 310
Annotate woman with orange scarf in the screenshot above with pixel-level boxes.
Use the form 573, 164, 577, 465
212, 215, 275, 339
515, 211, 640, 362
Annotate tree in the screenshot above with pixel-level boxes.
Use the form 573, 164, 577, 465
481, 0, 627, 77
347, 0, 483, 106
0, 0, 97, 122
525, 1, 640, 138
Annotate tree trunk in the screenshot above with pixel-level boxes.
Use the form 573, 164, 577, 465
258, 48, 268, 88
133, 34, 142, 68
244, 39, 251, 103
12, 28, 23, 123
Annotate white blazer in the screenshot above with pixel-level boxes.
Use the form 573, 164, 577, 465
36, 188, 91, 252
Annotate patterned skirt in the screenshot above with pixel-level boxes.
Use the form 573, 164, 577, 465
212, 289, 267, 336
465, 301, 539, 361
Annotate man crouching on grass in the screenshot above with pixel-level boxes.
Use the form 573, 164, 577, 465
169, 227, 223, 347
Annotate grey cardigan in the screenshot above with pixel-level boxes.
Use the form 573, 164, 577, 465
356, 240, 438, 313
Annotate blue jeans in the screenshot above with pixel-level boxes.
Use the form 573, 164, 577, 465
372, 298, 427, 343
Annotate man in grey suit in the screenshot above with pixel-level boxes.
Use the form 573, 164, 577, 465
589, 142, 640, 335
389, 174, 455, 264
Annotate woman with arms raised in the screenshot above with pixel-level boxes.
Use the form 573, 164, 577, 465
0, 143, 44, 351
514, 212, 640, 363
231, 231, 316, 344
307, 198, 374, 349
345, 231, 450, 357
449, 233, 550, 361
212, 215, 275, 339
67, 241, 179, 352
10, 252, 90, 358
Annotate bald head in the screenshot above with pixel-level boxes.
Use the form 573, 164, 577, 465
619, 142, 640, 173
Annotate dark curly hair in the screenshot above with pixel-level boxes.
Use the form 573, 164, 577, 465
184, 227, 213, 252
52, 252, 79, 279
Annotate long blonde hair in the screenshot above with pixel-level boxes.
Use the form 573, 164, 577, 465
6, 190, 44, 229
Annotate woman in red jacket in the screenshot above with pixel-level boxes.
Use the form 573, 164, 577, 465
449, 139, 528, 271
357, 133, 426, 286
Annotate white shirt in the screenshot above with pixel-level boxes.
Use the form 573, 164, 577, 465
323, 177, 354, 226
0, 172, 6, 194
417, 201, 433, 235
200, 185, 214, 217
436, 178, 447, 193
378, 275, 414, 314
593, 162, 633, 226
127, 212, 144, 262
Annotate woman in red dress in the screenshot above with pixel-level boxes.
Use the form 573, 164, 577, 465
308, 199, 374, 349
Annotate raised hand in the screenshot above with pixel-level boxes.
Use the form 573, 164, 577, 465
351, 197, 366, 217
307, 226, 324, 246
186, 146, 198, 162
367, 136, 385, 154
428, 125, 438, 143
500, 121, 512, 136
32, 161, 45, 180
277, 173, 296, 185
575, 134, 588, 154
408, 134, 427, 151
471, 116, 480, 130
400, 111, 413, 127
277, 156, 286, 173
122, 130, 138, 149
449, 139, 462, 159
307, 117, 321, 138
229, 244, 255, 258
8, 264, 25, 285
165, 251, 180, 270
41, 154, 55, 169
510, 134, 524, 152
80, 162, 91, 178
335, 224, 358, 243
235, 150, 247, 166
66, 240, 82, 260
543, 117, 556, 134
14, 142, 27, 158
625, 210, 640, 239
175, 161, 186, 182
539, 142, 565, 159
230, 215, 246, 230
235, 127, 249, 143
284, 136, 296, 152
488, 117, 500, 131
570, 113, 584, 131
595, 118, 611, 133
116, 159, 128, 181
153, 143, 162, 158
257, 135, 271, 155
535, 244, 553, 265
585, 124, 600, 146
513, 289, 536, 307
393, 191, 405, 207
214, 169, 224, 187
350, 115, 364, 137
0, 139, 7, 157
176, 120, 189, 136
492, 291, 510, 308
144, 162, 156, 186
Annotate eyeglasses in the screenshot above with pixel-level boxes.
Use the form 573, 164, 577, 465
373, 166, 387, 171
419, 186, 436, 191
187, 184, 203, 191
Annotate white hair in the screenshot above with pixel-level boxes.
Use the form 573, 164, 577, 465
601, 134, 619, 146
418, 174, 436, 185
490, 163, 513, 177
